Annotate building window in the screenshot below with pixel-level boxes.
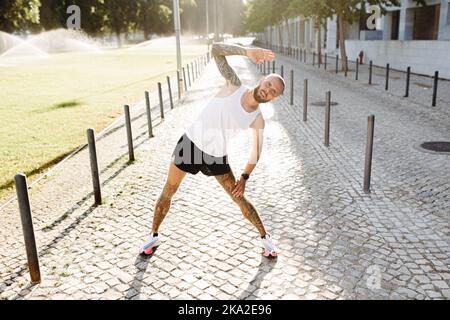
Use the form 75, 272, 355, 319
391, 11, 400, 40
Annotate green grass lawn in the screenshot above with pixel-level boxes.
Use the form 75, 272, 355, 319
0, 42, 207, 201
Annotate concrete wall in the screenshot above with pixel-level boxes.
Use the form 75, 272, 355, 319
345, 40, 450, 79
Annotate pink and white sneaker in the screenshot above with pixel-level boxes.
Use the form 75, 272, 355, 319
261, 235, 278, 258
139, 234, 161, 256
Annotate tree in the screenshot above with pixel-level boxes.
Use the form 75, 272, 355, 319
0, 0, 41, 33
287, 0, 425, 71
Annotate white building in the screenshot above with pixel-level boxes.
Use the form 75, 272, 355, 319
255, 0, 450, 79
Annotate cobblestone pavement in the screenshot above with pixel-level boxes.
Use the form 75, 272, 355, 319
1, 44, 449, 300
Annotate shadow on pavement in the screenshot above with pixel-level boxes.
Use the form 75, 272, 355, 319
238, 256, 278, 299
126, 248, 158, 299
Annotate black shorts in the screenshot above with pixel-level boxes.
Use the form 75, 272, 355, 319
172, 133, 231, 176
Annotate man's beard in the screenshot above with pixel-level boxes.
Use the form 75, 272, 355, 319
253, 85, 269, 103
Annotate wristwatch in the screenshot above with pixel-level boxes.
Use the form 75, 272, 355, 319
241, 173, 250, 181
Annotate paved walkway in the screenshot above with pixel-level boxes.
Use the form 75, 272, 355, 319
1, 44, 449, 300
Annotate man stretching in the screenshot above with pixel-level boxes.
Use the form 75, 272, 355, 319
140, 41, 285, 258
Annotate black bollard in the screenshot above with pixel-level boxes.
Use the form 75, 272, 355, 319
404, 66, 411, 98
369, 61, 373, 85
313, 52, 315, 67
356, 57, 359, 80
364, 115, 375, 193
280, 65, 284, 79
187, 64, 191, 87
124, 105, 135, 162
182, 67, 188, 92
177, 70, 182, 99
145, 91, 154, 138
303, 79, 308, 122
324, 91, 331, 147
167, 76, 174, 110
385, 63, 390, 90
273, 60, 275, 74
336, 55, 339, 74
15, 173, 41, 283
432, 71, 439, 107
324, 54, 327, 70
345, 57, 348, 77
158, 82, 164, 120
87, 129, 101, 205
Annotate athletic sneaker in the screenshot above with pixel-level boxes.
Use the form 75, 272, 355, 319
139, 234, 161, 256
261, 235, 278, 258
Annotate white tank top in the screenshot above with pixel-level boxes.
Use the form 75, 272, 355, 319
185, 85, 261, 157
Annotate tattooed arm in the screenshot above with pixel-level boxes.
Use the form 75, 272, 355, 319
211, 42, 275, 87
211, 42, 248, 87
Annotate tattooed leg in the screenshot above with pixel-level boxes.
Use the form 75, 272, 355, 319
151, 162, 186, 233
215, 171, 267, 237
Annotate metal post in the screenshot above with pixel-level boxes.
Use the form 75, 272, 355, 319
300, 49, 303, 62
364, 115, 375, 193
356, 57, 359, 80
369, 60, 373, 85
290, 70, 294, 106
145, 91, 154, 138
404, 66, 411, 98
177, 70, 182, 99
304, 49, 306, 63
191, 62, 195, 81
167, 76, 174, 109
158, 82, 165, 119
313, 52, 315, 66
324, 54, 327, 70
173, 0, 182, 83
324, 91, 331, 147
187, 64, 191, 86
345, 57, 348, 77
182, 67, 187, 92
432, 71, 439, 107
280, 65, 284, 79
385, 63, 390, 90
272, 60, 275, 74
15, 173, 41, 284
336, 55, 339, 74
303, 79, 308, 122
124, 105, 135, 162
263, 61, 266, 75
87, 129, 101, 205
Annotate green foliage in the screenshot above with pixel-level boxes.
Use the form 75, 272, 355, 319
0, 0, 41, 32
0, 0, 200, 37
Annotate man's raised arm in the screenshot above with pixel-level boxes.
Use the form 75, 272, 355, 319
212, 42, 275, 87
211, 42, 248, 87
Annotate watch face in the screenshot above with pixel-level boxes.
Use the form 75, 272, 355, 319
242, 174, 249, 180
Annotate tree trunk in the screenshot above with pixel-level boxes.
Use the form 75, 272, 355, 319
115, 30, 122, 48
338, 13, 348, 72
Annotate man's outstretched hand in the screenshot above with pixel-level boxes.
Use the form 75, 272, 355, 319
232, 178, 246, 198
247, 48, 275, 65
